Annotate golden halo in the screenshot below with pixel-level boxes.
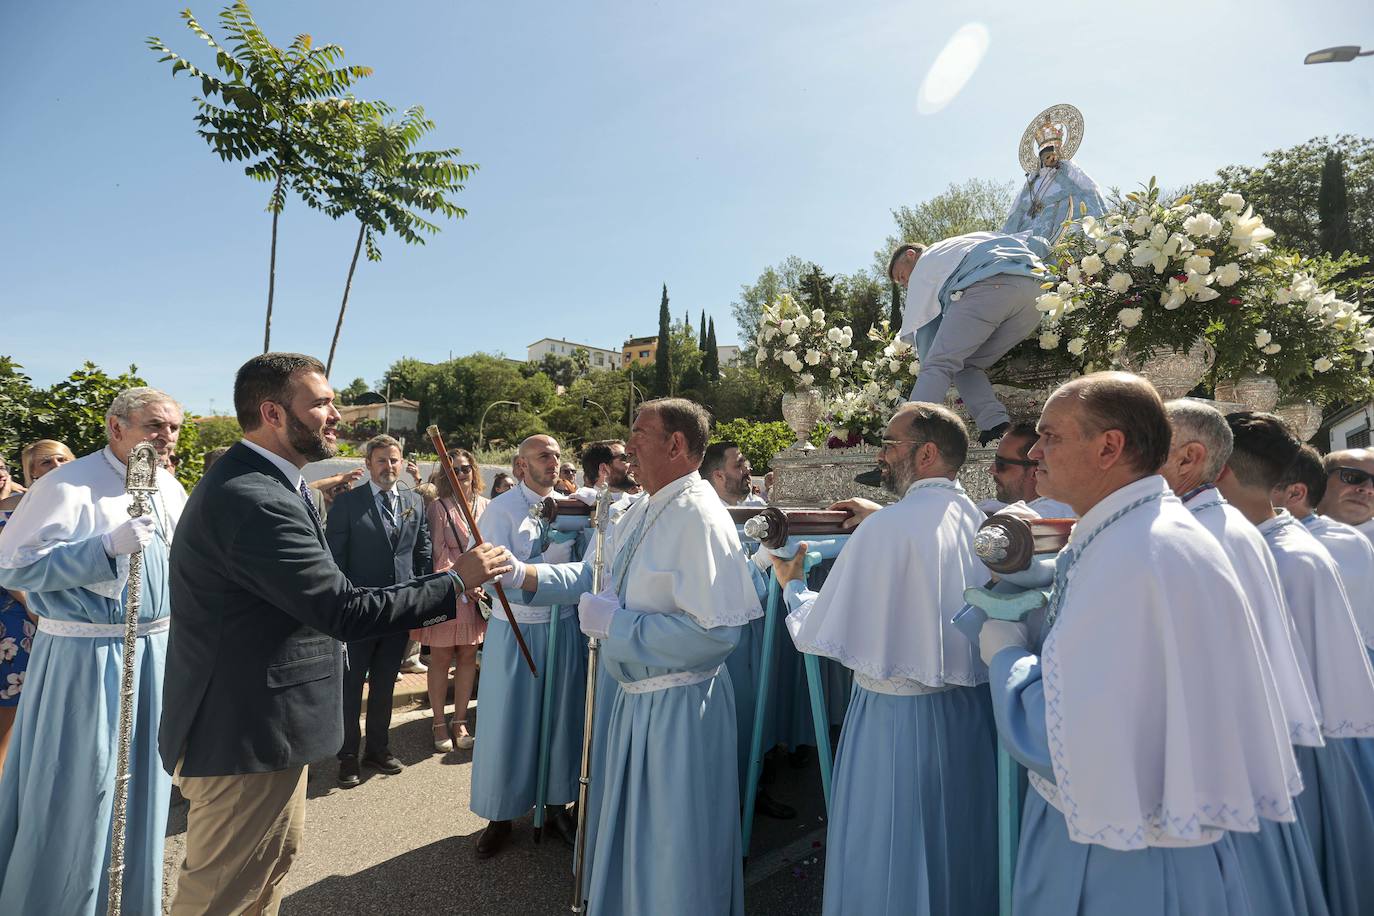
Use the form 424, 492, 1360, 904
1018, 103, 1085, 174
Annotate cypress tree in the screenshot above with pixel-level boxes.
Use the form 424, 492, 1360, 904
655, 284, 673, 395
698, 309, 708, 352
888, 282, 902, 328
705, 318, 720, 380
1318, 150, 1354, 256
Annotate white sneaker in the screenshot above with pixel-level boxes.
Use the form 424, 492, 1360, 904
400, 660, 429, 674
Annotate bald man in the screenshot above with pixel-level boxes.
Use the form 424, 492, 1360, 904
468, 435, 586, 857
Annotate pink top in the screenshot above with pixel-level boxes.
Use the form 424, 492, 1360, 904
411, 494, 490, 647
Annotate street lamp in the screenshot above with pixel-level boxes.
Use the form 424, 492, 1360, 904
581, 397, 611, 423
1304, 45, 1372, 64
478, 400, 521, 449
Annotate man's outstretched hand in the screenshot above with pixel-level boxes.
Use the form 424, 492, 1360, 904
828, 497, 881, 530
455, 543, 514, 587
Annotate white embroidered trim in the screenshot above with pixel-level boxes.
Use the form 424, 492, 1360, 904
620, 666, 720, 695
794, 637, 986, 687
854, 672, 953, 696
36, 616, 170, 638
490, 603, 575, 625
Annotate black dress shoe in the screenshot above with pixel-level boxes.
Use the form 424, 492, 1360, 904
754, 789, 796, 820
475, 820, 512, 859
979, 422, 1010, 447
362, 750, 403, 775
547, 805, 578, 848
338, 755, 360, 789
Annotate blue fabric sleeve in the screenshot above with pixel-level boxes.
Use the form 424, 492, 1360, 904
782, 579, 817, 613
602, 610, 742, 670
0, 536, 117, 591
988, 646, 1055, 781
529, 560, 593, 606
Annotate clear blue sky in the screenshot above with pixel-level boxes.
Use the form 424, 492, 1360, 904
3, 0, 1371, 413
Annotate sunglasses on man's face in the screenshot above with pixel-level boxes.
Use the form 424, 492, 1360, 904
1333, 467, 1374, 488
993, 456, 1037, 472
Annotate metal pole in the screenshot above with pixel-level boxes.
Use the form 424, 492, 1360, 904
478, 400, 520, 450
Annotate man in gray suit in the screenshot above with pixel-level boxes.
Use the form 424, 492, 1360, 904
163, 353, 511, 916
327, 433, 433, 786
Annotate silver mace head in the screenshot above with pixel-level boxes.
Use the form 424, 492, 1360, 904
973, 524, 1011, 563
742, 514, 774, 542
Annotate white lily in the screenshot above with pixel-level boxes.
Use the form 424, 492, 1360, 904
1182, 212, 1222, 239
1228, 206, 1276, 253
1160, 278, 1188, 310
1131, 223, 1183, 274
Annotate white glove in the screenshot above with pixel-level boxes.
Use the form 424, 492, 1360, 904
578, 588, 619, 639
751, 544, 777, 571
102, 516, 157, 557
497, 552, 526, 590
978, 619, 1030, 667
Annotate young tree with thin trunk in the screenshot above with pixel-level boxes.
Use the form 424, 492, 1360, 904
149, 1, 375, 352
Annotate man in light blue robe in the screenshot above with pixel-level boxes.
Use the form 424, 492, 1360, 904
890, 233, 1049, 445
1162, 402, 1327, 916
1218, 412, 1374, 916
967, 375, 1299, 915
507, 399, 761, 916
0, 387, 187, 916
773, 401, 997, 916
470, 434, 585, 857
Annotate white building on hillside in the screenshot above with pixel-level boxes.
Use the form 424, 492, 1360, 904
716, 345, 741, 367
527, 337, 623, 370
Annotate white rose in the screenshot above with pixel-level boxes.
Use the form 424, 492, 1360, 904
826, 327, 843, 343
794, 313, 811, 330
1131, 213, 1153, 235
909, 361, 920, 375
1219, 192, 1245, 211
1263, 343, 1281, 355
1105, 241, 1128, 265
1182, 212, 1222, 239
1080, 254, 1104, 276
805, 349, 822, 366
785, 332, 800, 347
1067, 337, 1086, 356
1117, 307, 1143, 328
1255, 329, 1272, 348
830, 366, 840, 379
1107, 272, 1132, 295
1036, 293, 1066, 320
1314, 357, 1333, 373
1066, 264, 1082, 284
1039, 332, 1061, 350
1213, 262, 1242, 287
812, 309, 825, 322
1184, 254, 1211, 275
779, 319, 793, 334
888, 358, 901, 373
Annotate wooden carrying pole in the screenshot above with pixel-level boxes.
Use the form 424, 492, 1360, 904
427, 425, 537, 677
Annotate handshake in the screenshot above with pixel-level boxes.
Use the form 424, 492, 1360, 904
438, 543, 517, 591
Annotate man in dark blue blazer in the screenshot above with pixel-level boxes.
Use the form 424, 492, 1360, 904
326, 433, 432, 786
162, 353, 511, 916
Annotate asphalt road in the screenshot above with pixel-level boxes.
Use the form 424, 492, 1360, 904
161, 688, 830, 915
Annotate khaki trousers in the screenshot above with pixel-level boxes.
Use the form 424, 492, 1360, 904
170, 765, 308, 916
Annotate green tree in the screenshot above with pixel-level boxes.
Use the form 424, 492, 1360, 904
336, 377, 370, 404
698, 310, 708, 352
408, 353, 555, 447
0, 358, 36, 466
1319, 150, 1354, 257
873, 177, 1015, 273
703, 318, 720, 381
888, 280, 902, 329
377, 356, 429, 401
571, 347, 591, 380
196, 415, 244, 449
523, 352, 578, 388
655, 284, 673, 396
710, 365, 782, 424
323, 105, 476, 376
710, 418, 796, 472
149, 1, 376, 351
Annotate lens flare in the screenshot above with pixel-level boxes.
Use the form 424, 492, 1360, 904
916, 23, 990, 116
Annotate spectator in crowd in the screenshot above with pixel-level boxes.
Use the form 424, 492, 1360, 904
554, 462, 578, 496
326, 434, 434, 787
0, 440, 76, 512
490, 472, 515, 497
1317, 448, 1374, 541
415, 448, 489, 752
0, 458, 21, 504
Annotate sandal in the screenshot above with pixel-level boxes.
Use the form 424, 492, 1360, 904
432, 721, 454, 753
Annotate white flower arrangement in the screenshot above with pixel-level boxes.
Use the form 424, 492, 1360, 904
821, 320, 920, 445
754, 292, 857, 393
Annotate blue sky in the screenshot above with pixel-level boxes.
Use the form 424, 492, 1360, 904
3, 0, 1371, 413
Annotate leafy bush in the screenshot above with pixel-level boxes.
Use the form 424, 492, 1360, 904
710, 418, 796, 472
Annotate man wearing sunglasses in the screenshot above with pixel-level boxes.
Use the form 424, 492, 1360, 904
988, 421, 1075, 518
1317, 449, 1374, 543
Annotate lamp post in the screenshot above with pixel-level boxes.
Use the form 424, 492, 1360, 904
479, 400, 521, 449
582, 397, 611, 423
1304, 45, 1372, 64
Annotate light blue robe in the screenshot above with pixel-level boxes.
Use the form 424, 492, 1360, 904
0, 530, 171, 916
533, 562, 745, 916
913, 234, 1052, 363
1353, 647, 1374, 810
469, 484, 586, 821
988, 646, 1257, 915
1002, 159, 1108, 242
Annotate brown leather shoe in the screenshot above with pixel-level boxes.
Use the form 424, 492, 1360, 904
475, 820, 512, 859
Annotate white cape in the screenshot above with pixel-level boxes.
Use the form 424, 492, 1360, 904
898, 231, 998, 345
1304, 513, 1374, 651
0, 446, 186, 599
1030, 476, 1296, 850
787, 477, 986, 685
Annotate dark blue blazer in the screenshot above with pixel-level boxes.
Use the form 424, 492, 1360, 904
160, 443, 459, 776
324, 481, 431, 590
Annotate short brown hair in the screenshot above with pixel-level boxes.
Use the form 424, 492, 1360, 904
234, 353, 327, 431
364, 434, 403, 460
893, 402, 969, 470
641, 398, 711, 460
887, 243, 926, 281
1063, 372, 1172, 474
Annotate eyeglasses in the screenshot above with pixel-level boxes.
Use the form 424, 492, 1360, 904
993, 456, 1038, 471
1333, 467, 1374, 487
879, 438, 925, 450
453, 465, 472, 475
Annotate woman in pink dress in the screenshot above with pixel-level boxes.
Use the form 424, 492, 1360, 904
414, 449, 489, 752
